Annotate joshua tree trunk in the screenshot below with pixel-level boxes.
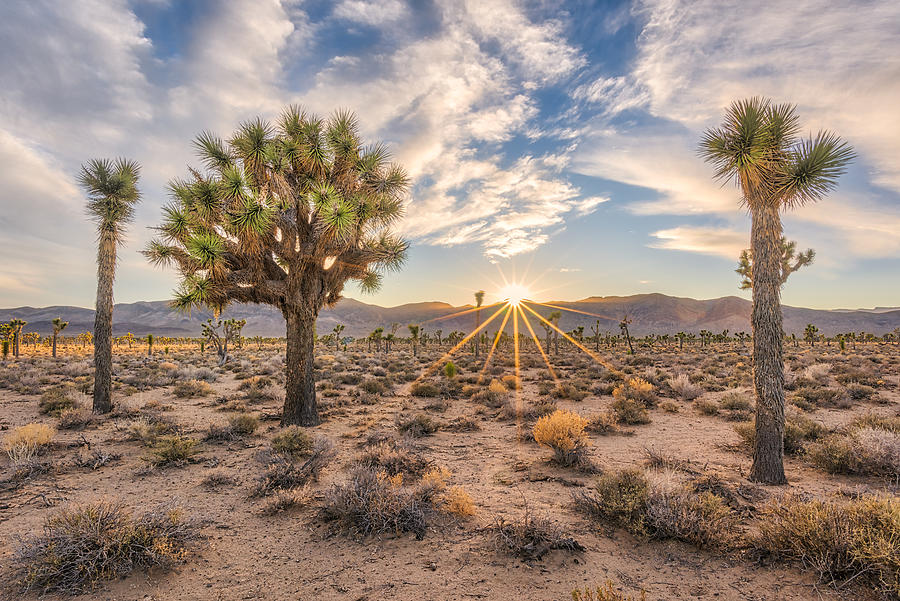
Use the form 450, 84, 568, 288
282, 307, 319, 426
93, 234, 116, 414
748, 204, 787, 485
52, 333, 58, 358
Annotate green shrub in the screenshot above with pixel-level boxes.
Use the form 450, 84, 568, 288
575, 469, 649, 533
38, 389, 76, 416
147, 436, 198, 467
227, 413, 259, 436
611, 397, 650, 425
410, 381, 440, 397
271, 425, 314, 458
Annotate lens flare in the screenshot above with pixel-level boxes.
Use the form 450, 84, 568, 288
499, 283, 530, 306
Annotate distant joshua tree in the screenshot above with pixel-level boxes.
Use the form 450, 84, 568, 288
619, 315, 634, 355
736, 237, 814, 290
804, 324, 819, 346
202, 318, 246, 366
332, 324, 345, 351
80, 157, 142, 414
144, 107, 408, 426
9, 318, 26, 358
474, 290, 485, 357
51, 318, 68, 358
701, 97, 853, 484
408, 324, 420, 357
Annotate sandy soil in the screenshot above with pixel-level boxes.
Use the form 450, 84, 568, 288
1, 342, 897, 601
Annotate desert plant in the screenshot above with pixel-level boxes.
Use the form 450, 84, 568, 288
492, 504, 584, 560
613, 378, 657, 407
3, 423, 55, 465
254, 437, 336, 496
144, 108, 409, 426
611, 397, 650, 425
271, 425, 314, 458
50, 317, 68, 358
80, 157, 142, 414
668, 374, 702, 401
146, 436, 198, 467
701, 97, 854, 484
13, 501, 197, 594
572, 581, 647, 601
38, 388, 77, 416
532, 409, 590, 467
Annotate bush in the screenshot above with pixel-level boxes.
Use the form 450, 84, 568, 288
396, 413, 439, 437
668, 374, 702, 401
442, 486, 476, 517
754, 494, 899, 597
611, 397, 650, 425
575, 469, 649, 533
147, 436, 198, 467
353, 439, 431, 478
410, 381, 440, 397
807, 428, 900, 477
532, 409, 590, 467
359, 378, 388, 395
38, 389, 76, 416
613, 378, 657, 407
172, 379, 213, 398
322, 468, 432, 539
13, 501, 197, 594
492, 506, 583, 560
259, 486, 311, 515
694, 399, 719, 415
659, 401, 679, 413
471, 379, 508, 408
4, 423, 55, 465
57, 408, 95, 430
572, 581, 647, 601
552, 383, 589, 401
254, 438, 336, 496
734, 413, 827, 455
719, 392, 751, 411
586, 411, 619, 434
271, 425, 314, 458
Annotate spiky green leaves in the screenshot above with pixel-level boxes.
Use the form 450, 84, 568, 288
227, 196, 274, 246
186, 232, 226, 275
776, 132, 855, 207
194, 131, 233, 171
79, 157, 142, 238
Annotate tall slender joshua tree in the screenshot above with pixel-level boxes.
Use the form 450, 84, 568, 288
144, 107, 408, 426
473, 290, 485, 357
51, 317, 68, 358
80, 158, 142, 414
701, 97, 853, 484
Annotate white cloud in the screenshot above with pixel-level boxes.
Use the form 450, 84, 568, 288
649, 226, 745, 259
333, 0, 409, 26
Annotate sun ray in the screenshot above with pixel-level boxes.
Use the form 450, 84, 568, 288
513, 303, 524, 442
414, 302, 509, 381
531, 300, 619, 322
479, 305, 513, 382
518, 306, 559, 382
420, 300, 506, 324
521, 301, 616, 372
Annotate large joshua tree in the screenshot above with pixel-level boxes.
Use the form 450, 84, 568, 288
80, 158, 142, 414
145, 107, 409, 426
701, 97, 853, 484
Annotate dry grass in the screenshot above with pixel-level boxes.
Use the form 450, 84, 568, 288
533, 409, 590, 467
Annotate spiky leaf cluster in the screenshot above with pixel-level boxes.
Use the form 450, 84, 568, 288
145, 107, 409, 314
736, 237, 815, 290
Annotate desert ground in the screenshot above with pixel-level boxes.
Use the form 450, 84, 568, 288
1, 338, 898, 600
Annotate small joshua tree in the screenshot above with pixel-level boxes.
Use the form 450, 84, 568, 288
51, 318, 68, 358
144, 107, 408, 426
408, 324, 420, 357
804, 324, 819, 346
619, 315, 634, 355
9, 318, 27, 358
332, 324, 345, 351
201, 318, 246, 366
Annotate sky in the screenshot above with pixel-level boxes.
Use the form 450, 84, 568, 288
1, 0, 899, 311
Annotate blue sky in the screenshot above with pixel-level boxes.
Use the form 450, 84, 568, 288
1, 0, 898, 310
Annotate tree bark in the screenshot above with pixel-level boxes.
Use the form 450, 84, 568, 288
282, 307, 319, 426
93, 234, 116, 414
748, 203, 787, 485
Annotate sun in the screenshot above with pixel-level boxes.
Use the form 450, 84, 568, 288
499, 283, 531, 306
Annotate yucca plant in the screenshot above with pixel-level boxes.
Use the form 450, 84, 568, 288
79, 157, 141, 414
701, 97, 854, 484
145, 107, 409, 425
51, 317, 68, 358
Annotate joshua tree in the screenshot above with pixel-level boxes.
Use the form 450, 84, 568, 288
80, 157, 142, 414
146, 333, 154, 356
473, 290, 485, 357
591, 320, 601, 351
675, 331, 687, 351
9, 318, 26, 358
408, 324, 420, 357
51, 318, 68, 358
434, 329, 442, 348
619, 315, 634, 355
541, 311, 561, 355
332, 324, 345, 351
736, 237, 815, 289
201, 318, 246, 366
144, 107, 408, 426
803, 324, 819, 346
701, 97, 853, 484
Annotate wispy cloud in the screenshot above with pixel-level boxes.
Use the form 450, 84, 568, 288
649, 226, 745, 259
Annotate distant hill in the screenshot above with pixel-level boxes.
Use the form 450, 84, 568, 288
2, 293, 899, 338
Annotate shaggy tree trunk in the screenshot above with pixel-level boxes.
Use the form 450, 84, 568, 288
282, 307, 319, 426
93, 234, 116, 414
52, 333, 58, 358
749, 203, 787, 485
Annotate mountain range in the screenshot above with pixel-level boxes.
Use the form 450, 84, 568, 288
2, 294, 899, 339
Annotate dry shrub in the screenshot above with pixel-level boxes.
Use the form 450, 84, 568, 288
353, 439, 431, 478
172, 379, 213, 398
396, 413, 439, 437
4, 423, 55, 465
501, 374, 520, 390
271, 425, 314, 458
572, 580, 647, 601
586, 411, 619, 434
127, 416, 176, 445
38, 389, 76, 416
553, 383, 589, 401
492, 505, 583, 560
734, 412, 827, 455
471, 379, 508, 408
668, 374, 702, 401
445, 415, 481, 432
613, 378, 658, 407
146, 436, 198, 467
533, 409, 590, 467
260, 485, 311, 515
442, 486, 476, 517
254, 438, 336, 496
322, 468, 432, 539
13, 501, 198, 595
227, 413, 259, 436
808, 427, 900, 477
575, 469, 649, 533
754, 494, 899, 597
659, 400, 679, 413
58, 408, 95, 430
410, 381, 440, 397
694, 399, 719, 415
611, 397, 650, 425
